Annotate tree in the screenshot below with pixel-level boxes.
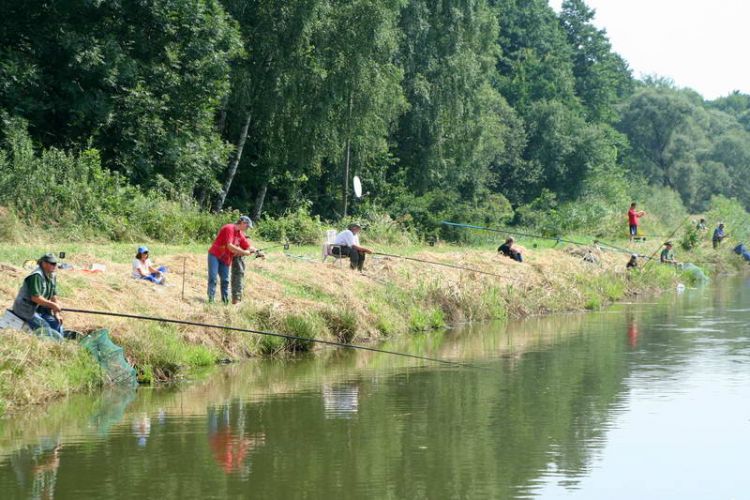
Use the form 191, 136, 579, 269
0, 0, 242, 196
559, 0, 632, 123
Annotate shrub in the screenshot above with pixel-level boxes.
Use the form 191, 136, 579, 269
0, 116, 228, 243
321, 307, 358, 343
281, 313, 323, 352
705, 195, 750, 241
257, 207, 324, 245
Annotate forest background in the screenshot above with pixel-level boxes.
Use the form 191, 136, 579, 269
2, 0, 750, 244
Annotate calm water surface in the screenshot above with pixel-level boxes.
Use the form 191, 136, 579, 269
2, 276, 750, 499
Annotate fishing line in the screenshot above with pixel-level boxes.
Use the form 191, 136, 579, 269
441, 221, 592, 248
643, 214, 692, 268
374, 252, 508, 279
64, 308, 466, 368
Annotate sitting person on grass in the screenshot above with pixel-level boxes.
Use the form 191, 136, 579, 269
498, 237, 523, 262
332, 223, 373, 272
626, 254, 639, 270
660, 242, 678, 265
11, 253, 65, 340
132, 246, 167, 284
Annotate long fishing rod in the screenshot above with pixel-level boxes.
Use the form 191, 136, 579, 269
64, 308, 465, 368
374, 252, 507, 279
441, 221, 591, 248
257, 242, 290, 252
643, 214, 692, 268
444, 220, 662, 258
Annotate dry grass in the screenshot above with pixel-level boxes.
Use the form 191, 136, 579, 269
0, 240, 693, 412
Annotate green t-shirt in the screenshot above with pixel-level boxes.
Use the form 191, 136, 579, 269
26, 272, 56, 299
660, 248, 674, 263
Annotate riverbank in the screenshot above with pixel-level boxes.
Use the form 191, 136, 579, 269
0, 239, 744, 414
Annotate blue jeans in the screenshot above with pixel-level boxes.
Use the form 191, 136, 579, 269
141, 266, 167, 284
27, 310, 64, 341
207, 254, 230, 303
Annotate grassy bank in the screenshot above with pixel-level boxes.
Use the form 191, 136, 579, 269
0, 236, 745, 414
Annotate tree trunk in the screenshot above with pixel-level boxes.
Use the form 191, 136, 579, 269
251, 180, 269, 221
213, 110, 252, 212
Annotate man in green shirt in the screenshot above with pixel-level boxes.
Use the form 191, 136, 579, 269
12, 253, 64, 340
660, 242, 678, 265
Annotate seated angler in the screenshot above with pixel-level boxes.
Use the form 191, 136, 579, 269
660, 242, 678, 265
498, 237, 523, 262
332, 223, 373, 272
626, 254, 639, 270
11, 253, 65, 340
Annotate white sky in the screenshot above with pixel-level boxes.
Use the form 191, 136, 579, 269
547, 0, 750, 100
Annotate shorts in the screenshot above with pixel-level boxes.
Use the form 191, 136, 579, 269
629, 224, 638, 236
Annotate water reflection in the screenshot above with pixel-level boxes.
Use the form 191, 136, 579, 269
322, 383, 360, 419
9, 437, 61, 500
207, 402, 265, 476
1, 276, 750, 498
131, 414, 151, 448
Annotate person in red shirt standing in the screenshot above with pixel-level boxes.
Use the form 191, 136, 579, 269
208, 216, 255, 304
628, 202, 646, 242
231, 223, 263, 304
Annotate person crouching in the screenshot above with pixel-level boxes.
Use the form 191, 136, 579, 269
498, 237, 523, 262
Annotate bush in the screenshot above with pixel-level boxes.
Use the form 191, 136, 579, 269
705, 195, 750, 241
0, 116, 230, 243
342, 209, 417, 246
386, 189, 514, 242
257, 207, 324, 245
321, 307, 358, 343
281, 313, 323, 352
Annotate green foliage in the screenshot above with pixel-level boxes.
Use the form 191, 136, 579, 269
0, 118, 230, 243
680, 226, 700, 251
0, 0, 241, 197
342, 209, 418, 246
321, 307, 359, 344
281, 314, 323, 352
705, 196, 750, 241
1, 0, 749, 236
257, 207, 324, 245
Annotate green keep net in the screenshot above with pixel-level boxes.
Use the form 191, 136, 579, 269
682, 263, 709, 284
80, 329, 137, 386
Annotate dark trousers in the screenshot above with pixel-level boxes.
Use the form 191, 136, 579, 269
332, 246, 365, 271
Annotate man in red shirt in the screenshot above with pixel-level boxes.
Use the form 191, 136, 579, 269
628, 202, 646, 242
208, 216, 257, 303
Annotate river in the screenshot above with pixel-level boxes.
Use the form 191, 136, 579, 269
2, 276, 750, 499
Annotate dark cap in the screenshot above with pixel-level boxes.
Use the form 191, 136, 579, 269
237, 215, 253, 228
38, 253, 58, 265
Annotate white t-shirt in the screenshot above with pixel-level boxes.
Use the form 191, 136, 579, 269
132, 258, 153, 278
333, 229, 360, 247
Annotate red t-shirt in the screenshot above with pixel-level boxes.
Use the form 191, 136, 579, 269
628, 208, 640, 226
237, 231, 250, 251
209, 224, 241, 266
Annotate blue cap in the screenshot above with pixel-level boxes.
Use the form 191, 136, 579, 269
238, 215, 253, 228
137, 246, 149, 254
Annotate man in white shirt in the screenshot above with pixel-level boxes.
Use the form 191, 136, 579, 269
332, 223, 373, 271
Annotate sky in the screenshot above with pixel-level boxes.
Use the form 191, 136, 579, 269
547, 0, 750, 100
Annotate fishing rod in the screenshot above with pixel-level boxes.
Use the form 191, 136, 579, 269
441, 221, 592, 248
257, 242, 290, 252
444, 220, 666, 258
64, 308, 465, 368
643, 214, 692, 268
374, 252, 507, 279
